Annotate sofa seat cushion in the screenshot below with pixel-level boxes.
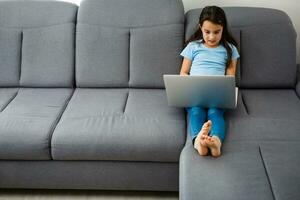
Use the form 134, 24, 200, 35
180, 142, 274, 200
0, 88, 73, 160
51, 88, 186, 162
0, 88, 18, 111
260, 142, 300, 200
226, 89, 300, 120
226, 117, 300, 142
236, 89, 300, 119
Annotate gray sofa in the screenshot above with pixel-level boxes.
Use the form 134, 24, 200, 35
0, 0, 185, 191
0, 0, 299, 199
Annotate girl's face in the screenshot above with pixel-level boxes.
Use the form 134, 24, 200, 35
201, 20, 223, 48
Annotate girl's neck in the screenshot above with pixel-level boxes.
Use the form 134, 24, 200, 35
203, 42, 220, 49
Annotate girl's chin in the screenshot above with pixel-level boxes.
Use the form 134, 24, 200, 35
205, 42, 218, 48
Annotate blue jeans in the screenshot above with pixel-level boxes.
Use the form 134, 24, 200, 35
186, 107, 225, 143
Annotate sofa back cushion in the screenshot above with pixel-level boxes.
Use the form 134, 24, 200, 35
0, 1, 77, 87
185, 7, 297, 88
76, 0, 184, 88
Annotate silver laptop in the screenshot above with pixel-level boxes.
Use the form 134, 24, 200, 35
163, 75, 238, 109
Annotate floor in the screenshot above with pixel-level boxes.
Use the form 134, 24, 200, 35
0, 189, 178, 200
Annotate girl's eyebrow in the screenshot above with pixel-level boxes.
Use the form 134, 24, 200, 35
203, 29, 222, 32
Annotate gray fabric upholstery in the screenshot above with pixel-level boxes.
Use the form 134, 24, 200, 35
0, 88, 73, 160
0, 161, 178, 191
129, 25, 183, 88
0, 1, 77, 87
297, 64, 300, 96
0, 88, 18, 111
260, 143, 300, 200
236, 89, 300, 119
226, 117, 300, 142
0, 1, 77, 28
0, 0, 185, 192
224, 89, 300, 141
76, 25, 130, 87
184, 7, 297, 88
225, 89, 300, 141
225, 88, 300, 121
76, 0, 184, 88
52, 88, 186, 162
180, 143, 274, 200
78, 0, 183, 27
0, 28, 21, 86
240, 24, 296, 88
20, 23, 75, 87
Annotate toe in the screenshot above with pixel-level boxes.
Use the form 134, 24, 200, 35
207, 120, 212, 126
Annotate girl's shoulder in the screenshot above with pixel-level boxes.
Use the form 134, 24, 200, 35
226, 42, 238, 50
225, 42, 240, 58
187, 39, 202, 45
186, 40, 204, 49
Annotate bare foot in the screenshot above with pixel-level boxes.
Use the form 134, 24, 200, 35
194, 120, 212, 156
203, 135, 222, 157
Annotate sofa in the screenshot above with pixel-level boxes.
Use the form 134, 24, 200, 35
0, 0, 299, 200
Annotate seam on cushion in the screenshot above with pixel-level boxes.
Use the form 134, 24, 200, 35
259, 146, 277, 200
19, 30, 23, 82
22, 22, 75, 31
241, 92, 249, 115
0, 89, 19, 112
48, 89, 75, 160
295, 88, 300, 99
123, 91, 129, 114
76, 22, 183, 29
128, 29, 131, 85
58, 114, 165, 122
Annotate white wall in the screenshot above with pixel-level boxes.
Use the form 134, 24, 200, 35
63, 0, 300, 63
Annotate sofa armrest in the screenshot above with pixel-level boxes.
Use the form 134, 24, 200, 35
297, 64, 300, 96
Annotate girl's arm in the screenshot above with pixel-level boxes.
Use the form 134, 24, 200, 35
226, 59, 237, 76
180, 58, 192, 75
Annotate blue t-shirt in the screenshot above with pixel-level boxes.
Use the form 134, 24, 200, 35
180, 40, 240, 75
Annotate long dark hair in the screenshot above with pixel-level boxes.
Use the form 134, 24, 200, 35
186, 6, 238, 68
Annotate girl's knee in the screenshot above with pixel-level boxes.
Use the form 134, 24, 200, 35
189, 106, 206, 115
208, 108, 224, 117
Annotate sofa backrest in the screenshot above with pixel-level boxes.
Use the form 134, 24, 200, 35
76, 0, 184, 88
0, 1, 77, 88
184, 7, 297, 88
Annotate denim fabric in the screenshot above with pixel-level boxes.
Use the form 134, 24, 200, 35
186, 106, 225, 142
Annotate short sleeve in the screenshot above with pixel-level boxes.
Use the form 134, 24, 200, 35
231, 44, 240, 60
180, 42, 194, 61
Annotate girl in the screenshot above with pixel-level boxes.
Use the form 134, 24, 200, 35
180, 6, 239, 157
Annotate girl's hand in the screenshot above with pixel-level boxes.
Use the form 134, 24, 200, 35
180, 73, 189, 76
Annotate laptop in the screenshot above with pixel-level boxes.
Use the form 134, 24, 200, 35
163, 75, 238, 109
